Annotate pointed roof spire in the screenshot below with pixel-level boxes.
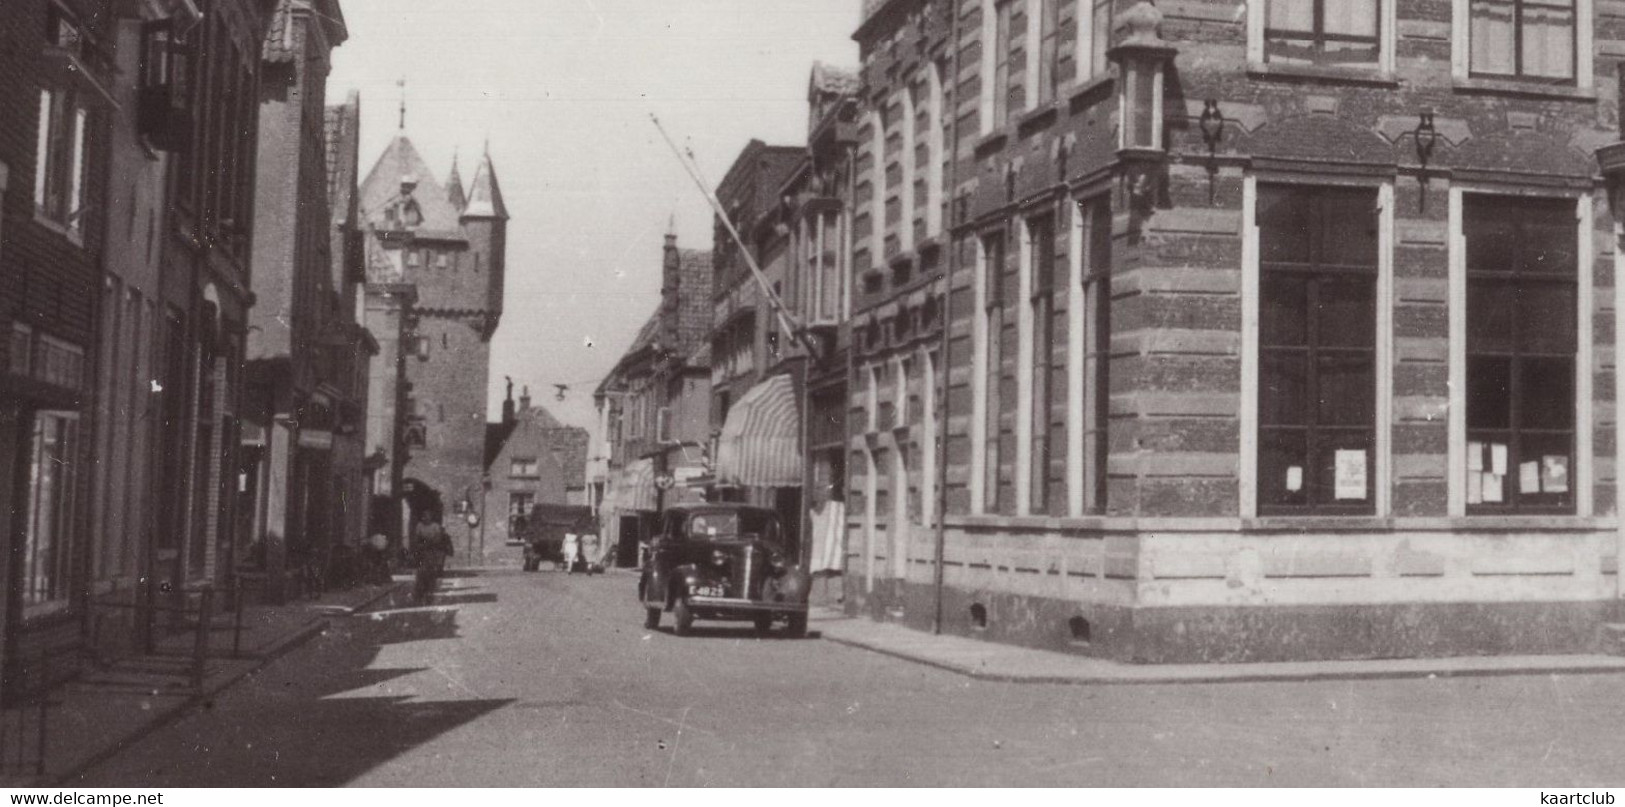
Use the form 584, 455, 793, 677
447, 147, 467, 211
462, 147, 508, 220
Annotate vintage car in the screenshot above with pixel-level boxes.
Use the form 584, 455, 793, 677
638, 504, 811, 637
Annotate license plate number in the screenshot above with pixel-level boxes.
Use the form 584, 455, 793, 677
690, 585, 725, 598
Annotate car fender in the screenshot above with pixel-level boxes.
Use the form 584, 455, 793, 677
667, 563, 705, 605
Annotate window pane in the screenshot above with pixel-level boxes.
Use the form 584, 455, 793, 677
1261, 351, 1308, 426
1259, 187, 1313, 264
1522, 1, 1575, 79
1518, 357, 1574, 430
1268, 0, 1315, 31
1317, 354, 1374, 426
1518, 282, 1576, 354
1467, 355, 1513, 429
1261, 275, 1307, 346
1520, 202, 1577, 274
1318, 278, 1375, 348
1468, 280, 1517, 353
1126, 63, 1157, 148
1312, 432, 1371, 503
1319, 190, 1379, 267
1465, 200, 1518, 273
1471, 0, 1517, 74
1325, 0, 1378, 37
1259, 428, 1309, 507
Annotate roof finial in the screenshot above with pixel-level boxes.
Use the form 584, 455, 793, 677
396, 77, 407, 130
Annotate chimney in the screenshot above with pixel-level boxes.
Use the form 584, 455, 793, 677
501, 375, 515, 426
661, 225, 680, 349
520, 385, 531, 413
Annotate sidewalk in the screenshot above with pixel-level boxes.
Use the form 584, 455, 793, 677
810, 607, 1625, 685
0, 579, 409, 787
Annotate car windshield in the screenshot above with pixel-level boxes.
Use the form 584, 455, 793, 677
685, 511, 780, 545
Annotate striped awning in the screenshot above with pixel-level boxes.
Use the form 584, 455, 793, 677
715, 374, 802, 487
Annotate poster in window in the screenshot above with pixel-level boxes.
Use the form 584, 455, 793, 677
1491, 443, 1508, 476
1468, 441, 1484, 472
1482, 472, 1504, 503
1518, 461, 1540, 495
1286, 465, 1303, 493
1542, 455, 1570, 494
1334, 449, 1366, 501
1467, 470, 1483, 505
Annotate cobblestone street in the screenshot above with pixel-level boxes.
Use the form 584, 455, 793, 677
70, 570, 1625, 787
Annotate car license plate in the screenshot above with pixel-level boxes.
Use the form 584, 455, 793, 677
690, 585, 725, 598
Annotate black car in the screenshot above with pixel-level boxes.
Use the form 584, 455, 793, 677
638, 503, 811, 637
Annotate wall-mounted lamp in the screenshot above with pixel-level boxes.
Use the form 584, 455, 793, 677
1413, 110, 1439, 170
1198, 99, 1224, 203
1198, 100, 1224, 155
1413, 109, 1440, 211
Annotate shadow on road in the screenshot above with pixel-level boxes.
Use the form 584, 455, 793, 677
71, 583, 514, 787
649, 626, 821, 641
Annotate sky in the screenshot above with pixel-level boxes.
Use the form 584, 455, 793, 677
324, 1, 862, 433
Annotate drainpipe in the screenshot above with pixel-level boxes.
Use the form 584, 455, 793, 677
933, 3, 962, 636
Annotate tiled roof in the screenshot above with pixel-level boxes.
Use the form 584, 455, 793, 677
263, 0, 297, 63
674, 248, 713, 359
462, 150, 508, 220
324, 93, 360, 226
358, 134, 466, 235
446, 155, 467, 212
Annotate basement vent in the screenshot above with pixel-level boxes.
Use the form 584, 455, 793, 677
1069, 616, 1091, 645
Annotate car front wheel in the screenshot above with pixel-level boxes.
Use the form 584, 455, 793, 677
753, 614, 774, 634
673, 597, 695, 636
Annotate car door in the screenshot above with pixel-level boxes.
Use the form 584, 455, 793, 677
644, 512, 684, 606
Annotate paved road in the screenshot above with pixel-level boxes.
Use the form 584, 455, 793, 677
73, 568, 1625, 786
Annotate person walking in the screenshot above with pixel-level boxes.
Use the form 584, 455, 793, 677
412, 514, 454, 604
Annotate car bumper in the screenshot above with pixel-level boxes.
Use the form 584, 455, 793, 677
685, 596, 807, 619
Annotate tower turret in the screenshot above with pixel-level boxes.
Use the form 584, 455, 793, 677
461, 147, 508, 336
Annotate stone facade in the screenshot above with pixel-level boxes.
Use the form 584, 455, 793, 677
358, 135, 508, 539
845, 0, 1625, 661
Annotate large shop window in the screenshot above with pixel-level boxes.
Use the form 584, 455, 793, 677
1470, 0, 1576, 81
1257, 185, 1378, 513
1266, 0, 1381, 67
22, 412, 80, 615
1464, 195, 1577, 512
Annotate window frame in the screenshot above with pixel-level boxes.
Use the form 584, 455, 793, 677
34, 86, 90, 237
1250, 0, 1398, 74
1241, 177, 1394, 518
1452, 0, 1591, 87
20, 410, 81, 617
1455, 191, 1587, 514
510, 457, 540, 478
1466, 0, 1580, 83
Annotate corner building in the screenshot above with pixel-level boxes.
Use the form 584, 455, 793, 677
849, 0, 1625, 661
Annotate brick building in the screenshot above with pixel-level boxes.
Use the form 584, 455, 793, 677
845, 0, 1625, 662
243, 0, 356, 600
706, 142, 807, 544
483, 385, 590, 559
596, 231, 712, 567
359, 134, 508, 540
0, 0, 117, 687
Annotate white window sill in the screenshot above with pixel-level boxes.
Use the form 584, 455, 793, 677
1247, 61, 1399, 88
1452, 76, 1596, 102
32, 211, 84, 247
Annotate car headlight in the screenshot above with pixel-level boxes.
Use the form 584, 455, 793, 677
711, 549, 729, 567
